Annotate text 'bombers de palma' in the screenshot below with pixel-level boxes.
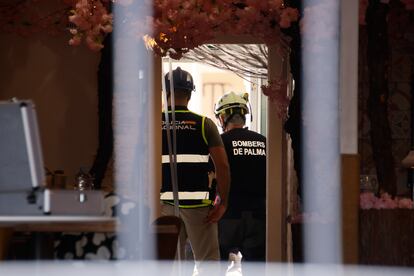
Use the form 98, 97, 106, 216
231, 140, 266, 156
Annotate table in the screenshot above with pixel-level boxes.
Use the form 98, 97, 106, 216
0, 215, 180, 260
0, 216, 117, 260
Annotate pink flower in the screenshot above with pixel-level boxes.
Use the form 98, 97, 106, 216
360, 192, 377, 209
69, 15, 91, 30
69, 36, 82, 46
261, 79, 290, 120
379, 193, 398, 209
398, 198, 414, 209
373, 199, 388, 209
100, 24, 112, 33
58, 0, 301, 53
69, 28, 78, 35
289, 211, 332, 224
144, 0, 299, 57
360, 192, 413, 210
280, 7, 300, 28
85, 36, 104, 51
67, 0, 113, 51
101, 13, 112, 23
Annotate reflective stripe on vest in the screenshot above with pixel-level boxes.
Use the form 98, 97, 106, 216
163, 200, 213, 209
160, 191, 210, 200
161, 154, 209, 164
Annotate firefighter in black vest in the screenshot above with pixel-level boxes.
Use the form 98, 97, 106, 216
161, 67, 230, 263
214, 91, 266, 261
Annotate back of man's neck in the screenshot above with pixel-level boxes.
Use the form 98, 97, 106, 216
167, 98, 189, 107
225, 124, 244, 131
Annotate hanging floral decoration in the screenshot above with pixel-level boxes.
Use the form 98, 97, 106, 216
0, 0, 112, 51
144, 0, 299, 119
0, 0, 300, 119
66, 0, 299, 57
67, 0, 113, 51
146, 0, 299, 59
262, 79, 290, 120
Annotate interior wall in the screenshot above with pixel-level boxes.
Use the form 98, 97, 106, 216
358, 4, 414, 196
0, 33, 100, 186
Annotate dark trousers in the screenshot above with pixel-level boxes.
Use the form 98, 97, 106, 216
218, 210, 266, 262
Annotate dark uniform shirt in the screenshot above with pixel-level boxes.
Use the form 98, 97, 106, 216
221, 127, 266, 217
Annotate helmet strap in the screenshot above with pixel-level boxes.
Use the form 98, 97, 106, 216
221, 112, 237, 132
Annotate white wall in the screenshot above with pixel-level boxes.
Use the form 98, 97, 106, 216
161, 61, 251, 129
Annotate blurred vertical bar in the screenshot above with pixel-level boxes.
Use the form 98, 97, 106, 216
302, 0, 342, 263
113, 2, 156, 259
266, 45, 287, 262
340, 0, 360, 264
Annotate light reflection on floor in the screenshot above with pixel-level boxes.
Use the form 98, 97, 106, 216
0, 261, 413, 276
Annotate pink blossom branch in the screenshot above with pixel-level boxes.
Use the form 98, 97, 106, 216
67, 0, 112, 51
261, 79, 290, 120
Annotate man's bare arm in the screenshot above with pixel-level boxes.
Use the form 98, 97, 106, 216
206, 145, 230, 223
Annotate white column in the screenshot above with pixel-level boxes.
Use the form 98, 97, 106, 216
302, 0, 342, 263
113, 3, 156, 259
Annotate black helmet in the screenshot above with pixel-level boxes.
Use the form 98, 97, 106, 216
164, 67, 195, 93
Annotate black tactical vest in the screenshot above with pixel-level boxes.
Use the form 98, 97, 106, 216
161, 108, 210, 204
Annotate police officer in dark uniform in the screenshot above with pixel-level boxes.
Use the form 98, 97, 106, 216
214, 91, 266, 262
161, 67, 230, 266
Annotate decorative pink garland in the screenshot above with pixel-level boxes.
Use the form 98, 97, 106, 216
2, 1, 413, 48
0, 1, 411, 119
288, 192, 413, 224
261, 79, 290, 120
67, 0, 299, 56
360, 192, 414, 210
146, 1, 299, 59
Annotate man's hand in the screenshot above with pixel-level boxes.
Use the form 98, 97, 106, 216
205, 203, 227, 224
208, 146, 230, 224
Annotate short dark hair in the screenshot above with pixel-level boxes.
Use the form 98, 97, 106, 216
168, 89, 191, 100
224, 113, 246, 125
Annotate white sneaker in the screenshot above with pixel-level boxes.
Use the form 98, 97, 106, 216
226, 251, 243, 276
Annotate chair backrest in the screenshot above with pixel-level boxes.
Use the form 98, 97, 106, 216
153, 215, 182, 260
